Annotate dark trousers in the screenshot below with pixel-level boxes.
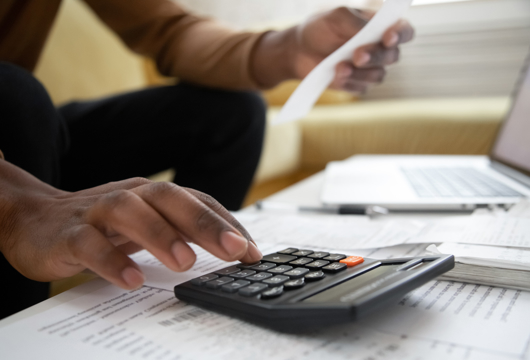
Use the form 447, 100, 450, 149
0, 63, 266, 319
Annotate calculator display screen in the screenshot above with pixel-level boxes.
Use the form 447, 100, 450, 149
303, 265, 400, 303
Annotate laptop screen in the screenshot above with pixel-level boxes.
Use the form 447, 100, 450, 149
491, 54, 530, 176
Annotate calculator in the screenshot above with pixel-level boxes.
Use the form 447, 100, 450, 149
174, 248, 454, 331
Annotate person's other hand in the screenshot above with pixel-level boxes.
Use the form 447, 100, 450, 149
252, 7, 414, 93
0, 160, 262, 290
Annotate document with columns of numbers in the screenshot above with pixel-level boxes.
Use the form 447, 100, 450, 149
1, 243, 530, 360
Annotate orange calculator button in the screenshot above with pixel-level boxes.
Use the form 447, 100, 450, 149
340, 256, 364, 267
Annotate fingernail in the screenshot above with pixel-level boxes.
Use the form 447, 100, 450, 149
220, 231, 248, 256
122, 267, 145, 289
172, 241, 195, 270
247, 242, 263, 260
387, 32, 399, 47
356, 52, 370, 67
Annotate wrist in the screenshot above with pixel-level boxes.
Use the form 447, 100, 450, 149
250, 27, 299, 89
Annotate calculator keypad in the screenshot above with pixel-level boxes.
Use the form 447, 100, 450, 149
222, 280, 250, 293
251, 262, 276, 271
239, 283, 268, 297
268, 265, 293, 274
191, 249, 364, 300
231, 270, 256, 279
305, 271, 325, 281
261, 254, 297, 264
261, 286, 284, 299
263, 275, 289, 286
206, 276, 234, 289
306, 260, 330, 269
284, 278, 305, 290
284, 268, 309, 278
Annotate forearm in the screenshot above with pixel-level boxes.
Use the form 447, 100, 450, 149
250, 28, 299, 89
85, 0, 264, 90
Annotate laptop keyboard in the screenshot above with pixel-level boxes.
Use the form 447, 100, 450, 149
401, 167, 522, 198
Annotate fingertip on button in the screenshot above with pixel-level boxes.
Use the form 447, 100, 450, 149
221, 231, 248, 259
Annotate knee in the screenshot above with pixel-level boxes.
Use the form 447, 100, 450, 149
0, 62, 60, 137
222, 90, 267, 142
0, 62, 47, 100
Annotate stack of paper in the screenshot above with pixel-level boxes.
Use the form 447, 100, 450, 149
428, 243, 530, 291
426, 200, 530, 290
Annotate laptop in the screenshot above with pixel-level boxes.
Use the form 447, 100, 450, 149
320, 53, 530, 211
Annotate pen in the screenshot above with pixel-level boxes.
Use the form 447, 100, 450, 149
255, 200, 388, 215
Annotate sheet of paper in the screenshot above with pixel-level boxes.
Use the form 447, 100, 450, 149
414, 216, 530, 248
273, 0, 413, 125
2, 276, 530, 359
234, 212, 426, 250
508, 199, 530, 218
431, 243, 530, 271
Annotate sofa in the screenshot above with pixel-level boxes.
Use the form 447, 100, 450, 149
35, 0, 510, 295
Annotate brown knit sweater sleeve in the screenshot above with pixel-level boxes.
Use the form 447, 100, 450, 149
84, 0, 265, 90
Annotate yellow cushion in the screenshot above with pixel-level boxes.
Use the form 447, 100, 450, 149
294, 97, 511, 170
34, 0, 147, 105
263, 79, 357, 106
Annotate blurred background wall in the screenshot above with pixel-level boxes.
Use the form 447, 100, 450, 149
176, 0, 530, 100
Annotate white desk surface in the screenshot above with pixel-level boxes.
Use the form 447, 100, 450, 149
2, 171, 530, 360
0, 171, 475, 327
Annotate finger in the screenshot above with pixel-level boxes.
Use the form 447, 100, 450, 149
353, 44, 400, 68
66, 224, 145, 290
86, 189, 196, 272
382, 19, 415, 48
77, 177, 152, 197
332, 63, 385, 89
183, 188, 262, 263
335, 62, 386, 83
134, 182, 249, 262
342, 80, 369, 94
325, 7, 370, 41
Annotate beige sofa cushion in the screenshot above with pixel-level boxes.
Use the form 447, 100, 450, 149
34, 0, 147, 105
293, 97, 510, 170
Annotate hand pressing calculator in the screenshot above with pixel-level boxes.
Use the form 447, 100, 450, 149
174, 248, 454, 331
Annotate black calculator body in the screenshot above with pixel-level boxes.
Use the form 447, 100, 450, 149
174, 248, 454, 332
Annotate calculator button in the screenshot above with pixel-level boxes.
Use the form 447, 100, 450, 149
284, 278, 305, 290
306, 260, 330, 269
284, 268, 310, 278
277, 248, 298, 254
251, 263, 276, 271
214, 265, 241, 276
191, 274, 218, 286
221, 280, 250, 293
289, 257, 313, 266
231, 270, 256, 279
237, 261, 261, 269
246, 272, 273, 281
268, 265, 293, 274
340, 256, 364, 267
205, 276, 234, 289
305, 271, 325, 281
292, 250, 314, 256
323, 254, 347, 261
308, 252, 330, 259
322, 262, 347, 273
263, 275, 289, 286
239, 283, 268, 297
262, 254, 297, 264
261, 286, 284, 299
